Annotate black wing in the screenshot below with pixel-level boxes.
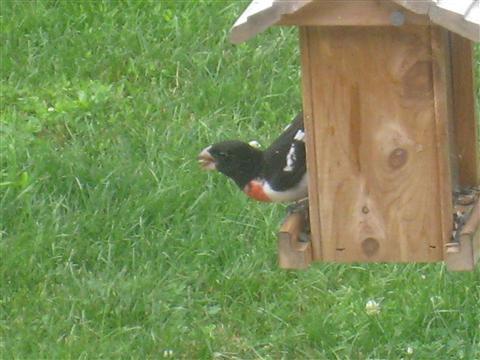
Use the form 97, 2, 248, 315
262, 112, 306, 191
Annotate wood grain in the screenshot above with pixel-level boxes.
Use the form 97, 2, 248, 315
302, 25, 451, 262
449, 33, 479, 188
278, 0, 428, 27
430, 26, 454, 255
299, 26, 322, 260
428, 2, 480, 43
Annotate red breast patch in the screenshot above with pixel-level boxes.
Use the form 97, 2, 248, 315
243, 181, 271, 202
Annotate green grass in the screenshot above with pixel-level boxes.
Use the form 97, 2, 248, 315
1, 1, 479, 359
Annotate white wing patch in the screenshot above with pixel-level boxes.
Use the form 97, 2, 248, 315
294, 129, 305, 142
283, 143, 296, 172
283, 130, 304, 172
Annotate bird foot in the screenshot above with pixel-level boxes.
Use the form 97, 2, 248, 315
285, 198, 311, 240
286, 197, 308, 215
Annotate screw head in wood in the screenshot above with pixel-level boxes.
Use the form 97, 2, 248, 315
362, 206, 369, 214
388, 148, 408, 169
390, 11, 405, 26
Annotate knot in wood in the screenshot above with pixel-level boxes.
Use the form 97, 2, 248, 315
388, 148, 408, 169
362, 237, 380, 257
362, 206, 370, 214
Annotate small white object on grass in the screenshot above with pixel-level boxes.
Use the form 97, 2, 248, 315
163, 349, 174, 358
47, 107, 55, 112
248, 140, 262, 148
365, 300, 380, 315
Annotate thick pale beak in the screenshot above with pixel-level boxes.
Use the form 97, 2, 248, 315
197, 147, 216, 170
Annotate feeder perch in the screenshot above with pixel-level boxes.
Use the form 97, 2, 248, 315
278, 202, 312, 269
230, 0, 480, 270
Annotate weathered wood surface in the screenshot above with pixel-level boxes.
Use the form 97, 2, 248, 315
374, 0, 480, 42
299, 27, 322, 261
278, 0, 428, 27
449, 34, 479, 188
427, 0, 480, 42
430, 26, 455, 258
300, 25, 452, 262
278, 211, 312, 269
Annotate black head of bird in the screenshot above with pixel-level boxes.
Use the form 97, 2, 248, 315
198, 140, 263, 189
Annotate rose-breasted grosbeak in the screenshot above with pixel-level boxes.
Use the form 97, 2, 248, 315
198, 112, 307, 202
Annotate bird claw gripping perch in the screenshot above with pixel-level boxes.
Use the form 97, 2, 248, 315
286, 197, 309, 214
285, 198, 310, 243
446, 187, 480, 254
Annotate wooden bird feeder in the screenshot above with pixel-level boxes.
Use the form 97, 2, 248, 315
230, 0, 480, 271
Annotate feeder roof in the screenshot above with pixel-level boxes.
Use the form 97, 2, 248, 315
229, 0, 480, 43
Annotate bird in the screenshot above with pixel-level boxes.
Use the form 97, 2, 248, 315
198, 112, 307, 203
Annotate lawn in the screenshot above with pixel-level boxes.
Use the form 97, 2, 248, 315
1, 1, 479, 359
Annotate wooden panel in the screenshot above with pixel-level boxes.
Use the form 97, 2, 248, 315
303, 25, 451, 262
430, 26, 454, 256
278, 0, 428, 27
428, 2, 480, 43
449, 33, 479, 187
299, 27, 322, 260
